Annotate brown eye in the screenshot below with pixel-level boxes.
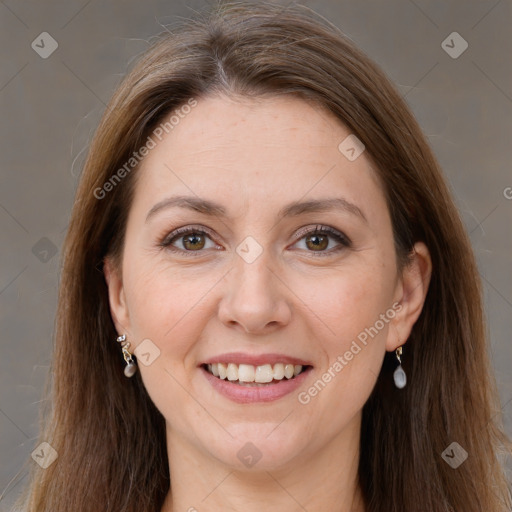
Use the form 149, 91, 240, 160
182, 232, 206, 250
305, 233, 329, 251
292, 225, 351, 255
161, 226, 220, 255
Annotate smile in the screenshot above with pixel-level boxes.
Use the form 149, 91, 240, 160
204, 362, 308, 386
200, 355, 313, 403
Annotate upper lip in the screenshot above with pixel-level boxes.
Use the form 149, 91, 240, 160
201, 352, 313, 367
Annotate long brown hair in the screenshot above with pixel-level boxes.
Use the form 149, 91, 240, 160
15, 2, 511, 511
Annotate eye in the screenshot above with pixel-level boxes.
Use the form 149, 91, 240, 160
291, 225, 351, 255
160, 224, 351, 257
160, 226, 221, 255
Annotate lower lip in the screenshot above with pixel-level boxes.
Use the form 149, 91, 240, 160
200, 366, 313, 404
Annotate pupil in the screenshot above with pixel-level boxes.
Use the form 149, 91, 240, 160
184, 233, 204, 250
307, 234, 328, 251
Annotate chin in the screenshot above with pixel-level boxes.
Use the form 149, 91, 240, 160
201, 425, 311, 471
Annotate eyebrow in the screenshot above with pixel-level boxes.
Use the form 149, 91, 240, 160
145, 195, 368, 224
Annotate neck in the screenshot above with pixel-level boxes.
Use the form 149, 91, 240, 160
161, 415, 366, 512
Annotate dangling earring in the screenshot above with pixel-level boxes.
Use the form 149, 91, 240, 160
116, 334, 137, 378
393, 345, 407, 389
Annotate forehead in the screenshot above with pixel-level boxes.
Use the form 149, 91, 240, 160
133, 94, 386, 222
149, 94, 351, 159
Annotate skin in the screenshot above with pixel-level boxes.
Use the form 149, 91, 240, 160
104, 94, 431, 512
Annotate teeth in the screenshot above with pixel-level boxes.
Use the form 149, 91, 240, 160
218, 363, 227, 380
273, 363, 285, 380
255, 364, 273, 383
238, 364, 255, 382
284, 364, 294, 379
226, 363, 238, 381
207, 362, 305, 382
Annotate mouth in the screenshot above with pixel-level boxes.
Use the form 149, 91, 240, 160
199, 355, 314, 403
201, 362, 313, 387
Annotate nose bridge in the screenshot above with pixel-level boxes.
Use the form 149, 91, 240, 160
235, 247, 273, 292
218, 240, 291, 333
231, 243, 278, 308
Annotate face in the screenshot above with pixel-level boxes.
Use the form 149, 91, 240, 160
106, 94, 430, 472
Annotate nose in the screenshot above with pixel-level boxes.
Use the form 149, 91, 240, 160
217, 251, 292, 335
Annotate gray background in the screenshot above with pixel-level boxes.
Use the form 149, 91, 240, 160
1, 0, 511, 508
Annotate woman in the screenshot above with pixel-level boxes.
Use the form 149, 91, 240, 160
16, 1, 511, 511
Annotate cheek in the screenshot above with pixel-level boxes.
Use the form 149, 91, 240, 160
297, 269, 392, 418
121, 258, 207, 411
121, 254, 224, 385
299, 259, 395, 405
123, 253, 204, 333
302, 262, 394, 344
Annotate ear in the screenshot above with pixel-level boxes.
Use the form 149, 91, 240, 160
386, 241, 432, 352
103, 256, 132, 336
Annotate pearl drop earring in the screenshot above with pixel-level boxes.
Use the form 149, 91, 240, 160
393, 346, 407, 389
116, 334, 137, 378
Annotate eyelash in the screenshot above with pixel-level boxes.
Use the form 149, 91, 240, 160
159, 224, 351, 257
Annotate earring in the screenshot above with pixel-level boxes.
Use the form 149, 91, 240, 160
393, 346, 407, 389
116, 334, 137, 378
